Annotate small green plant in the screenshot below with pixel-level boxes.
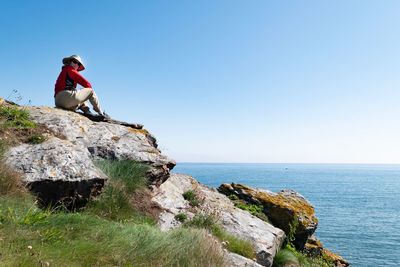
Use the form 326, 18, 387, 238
287, 216, 299, 246
182, 190, 202, 207
175, 213, 188, 223
228, 194, 239, 200
184, 213, 216, 229
40, 227, 64, 243
234, 202, 269, 222
0, 105, 36, 128
27, 134, 46, 144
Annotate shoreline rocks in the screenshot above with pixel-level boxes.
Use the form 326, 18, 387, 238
152, 173, 286, 267
218, 183, 349, 266
218, 183, 318, 250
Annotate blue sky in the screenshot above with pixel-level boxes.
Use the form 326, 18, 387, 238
1, 1, 400, 163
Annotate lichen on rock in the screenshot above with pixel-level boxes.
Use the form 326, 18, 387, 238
218, 183, 318, 250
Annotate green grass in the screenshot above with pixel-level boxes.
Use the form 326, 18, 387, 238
273, 246, 335, 267
184, 214, 256, 259
85, 160, 152, 222
273, 217, 335, 267
234, 201, 270, 222
182, 190, 202, 207
0, 197, 226, 267
94, 160, 149, 193
27, 134, 46, 144
0, 105, 36, 128
175, 213, 188, 223
0, 159, 227, 266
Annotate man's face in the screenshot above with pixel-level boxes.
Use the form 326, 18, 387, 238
71, 60, 80, 70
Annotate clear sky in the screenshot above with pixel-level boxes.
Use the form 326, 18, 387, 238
1, 1, 400, 163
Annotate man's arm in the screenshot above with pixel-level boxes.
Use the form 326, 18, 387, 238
68, 68, 92, 88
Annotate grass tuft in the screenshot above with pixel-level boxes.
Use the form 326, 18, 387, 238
95, 160, 149, 193
0, 105, 36, 129
27, 134, 46, 144
175, 212, 188, 223
86, 160, 152, 222
273, 246, 335, 267
183, 190, 202, 207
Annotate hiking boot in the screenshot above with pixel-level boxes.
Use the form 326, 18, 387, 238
79, 106, 95, 116
98, 110, 111, 120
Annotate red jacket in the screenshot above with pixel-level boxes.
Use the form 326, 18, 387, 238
54, 66, 92, 96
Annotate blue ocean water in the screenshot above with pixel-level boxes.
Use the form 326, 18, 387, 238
172, 163, 400, 267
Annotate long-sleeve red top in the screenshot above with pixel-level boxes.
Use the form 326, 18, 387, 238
54, 66, 92, 96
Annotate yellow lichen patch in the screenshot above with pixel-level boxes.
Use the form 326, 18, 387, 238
0, 98, 4, 105
322, 248, 348, 265
111, 136, 120, 142
254, 190, 316, 222
128, 128, 149, 136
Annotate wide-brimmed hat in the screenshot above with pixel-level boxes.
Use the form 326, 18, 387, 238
62, 55, 85, 71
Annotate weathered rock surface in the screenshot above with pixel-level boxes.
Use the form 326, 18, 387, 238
25, 106, 175, 185
152, 173, 286, 267
227, 252, 264, 267
6, 137, 106, 208
218, 183, 318, 250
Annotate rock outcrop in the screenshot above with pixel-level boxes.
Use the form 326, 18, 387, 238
304, 236, 349, 267
218, 183, 318, 250
5, 137, 106, 208
25, 106, 175, 184
4, 105, 175, 207
152, 173, 286, 267
218, 183, 349, 266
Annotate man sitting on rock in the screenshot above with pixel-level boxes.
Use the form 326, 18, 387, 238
54, 55, 109, 118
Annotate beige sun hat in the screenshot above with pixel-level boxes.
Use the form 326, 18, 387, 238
62, 55, 85, 71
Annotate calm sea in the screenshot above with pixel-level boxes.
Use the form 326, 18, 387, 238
172, 163, 400, 267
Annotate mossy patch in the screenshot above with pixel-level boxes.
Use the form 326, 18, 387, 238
183, 190, 202, 207
175, 213, 188, 222
232, 199, 269, 222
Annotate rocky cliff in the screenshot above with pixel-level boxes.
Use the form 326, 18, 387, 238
4, 104, 175, 208
0, 99, 348, 267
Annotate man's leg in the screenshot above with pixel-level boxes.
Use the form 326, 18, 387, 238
55, 90, 80, 110
75, 88, 102, 114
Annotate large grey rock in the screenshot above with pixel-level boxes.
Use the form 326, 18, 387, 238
26, 106, 175, 185
3, 105, 175, 208
6, 137, 106, 208
152, 173, 285, 267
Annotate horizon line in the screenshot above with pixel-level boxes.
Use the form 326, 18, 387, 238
176, 162, 400, 165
